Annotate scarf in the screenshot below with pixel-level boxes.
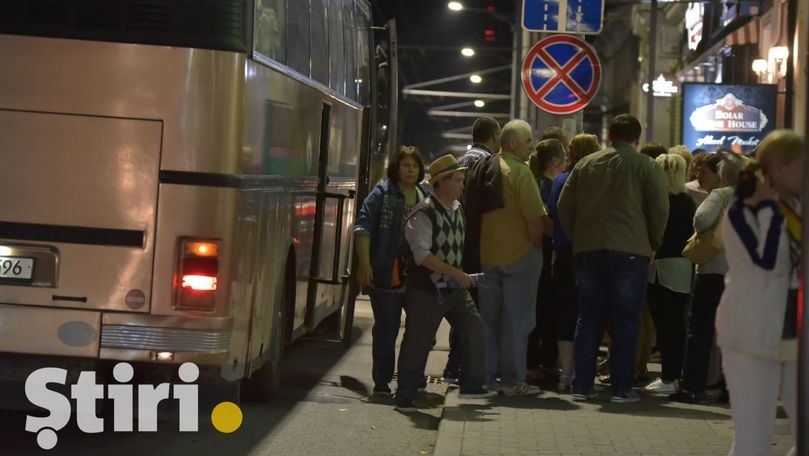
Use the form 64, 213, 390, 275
780, 200, 803, 313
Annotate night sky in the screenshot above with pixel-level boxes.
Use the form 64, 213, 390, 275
371, 0, 517, 160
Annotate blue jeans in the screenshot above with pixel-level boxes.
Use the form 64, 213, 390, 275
478, 248, 543, 387
572, 250, 649, 393
368, 288, 405, 385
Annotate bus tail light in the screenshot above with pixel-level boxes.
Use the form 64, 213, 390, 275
182, 274, 217, 291
175, 239, 220, 310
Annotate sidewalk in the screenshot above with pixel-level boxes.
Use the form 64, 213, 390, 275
434, 375, 795, 456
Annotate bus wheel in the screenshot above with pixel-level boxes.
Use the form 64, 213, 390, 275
240, 269, 290, 402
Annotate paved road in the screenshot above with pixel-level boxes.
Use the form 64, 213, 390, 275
435, 371, 796, 456
0, 296, 453, 456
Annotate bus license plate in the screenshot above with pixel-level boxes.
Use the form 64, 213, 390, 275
0, 256, 34, 280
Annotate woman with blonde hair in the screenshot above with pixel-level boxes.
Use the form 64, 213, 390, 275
643, 154, 696, 395
547, 133, 601, 391
670, 151, 745, 404
717, 130, 803, 455
668, 145, 693, 175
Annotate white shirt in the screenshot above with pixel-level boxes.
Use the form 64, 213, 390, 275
685, 180, 709, 206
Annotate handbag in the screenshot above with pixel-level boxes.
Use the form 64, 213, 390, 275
682, 190, 729, 265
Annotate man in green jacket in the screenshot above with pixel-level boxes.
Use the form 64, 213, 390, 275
557, 114, 669, 403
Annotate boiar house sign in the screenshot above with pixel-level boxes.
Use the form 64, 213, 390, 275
681, 83, 777, 153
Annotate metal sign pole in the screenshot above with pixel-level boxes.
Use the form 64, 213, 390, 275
800, 27, 809, 452
645, 0, 657, 143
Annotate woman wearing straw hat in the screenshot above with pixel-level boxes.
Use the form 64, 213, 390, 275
394, 154, 497, 412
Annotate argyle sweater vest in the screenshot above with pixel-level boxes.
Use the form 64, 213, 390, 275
407, 195, 465, 289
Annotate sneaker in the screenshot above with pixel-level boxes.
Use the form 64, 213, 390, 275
394, 396, 417, 413
570, 390, 598, 401
483, 383, 501, 393
643, 377, 678, 395
416, 379, 427, 393
372, 384, 392, 397
668, 390, 700, 404
611, 390, 641, 403
441, 376, 459, 385
458, 388, 498, 399
501, 383, 541, 396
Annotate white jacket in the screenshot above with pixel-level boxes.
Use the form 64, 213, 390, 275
715, 198, 791, 360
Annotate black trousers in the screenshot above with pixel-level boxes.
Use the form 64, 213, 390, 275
396, 287, 486, 401
552, 249, 578, 342
681, 273, 725, 393
527, 243, 557, 369
647, 281, 689, 382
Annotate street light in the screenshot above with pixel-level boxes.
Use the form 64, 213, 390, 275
470, 74, 482, 84
474, 100, 485, 108
448, 2, 463, 11
461, 47, 475, 57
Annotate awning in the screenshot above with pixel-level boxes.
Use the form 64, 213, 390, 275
724, 18, 760, 46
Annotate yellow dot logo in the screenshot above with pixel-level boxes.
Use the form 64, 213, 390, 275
211, 401, 243, 433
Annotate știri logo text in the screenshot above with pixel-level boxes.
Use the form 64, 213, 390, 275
24, 362, 243, 450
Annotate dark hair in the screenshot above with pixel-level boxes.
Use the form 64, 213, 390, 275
540, 126, 569, 146
691, 148, 707, 156
640, 143, 667, 160
529, 139, 565, 177
608, 114, 642, 144
735, 161, 762, 200
472, 117, 501, 144
387, 145, 425, 183
688, 152, 709, 180
702, 154, 721, 174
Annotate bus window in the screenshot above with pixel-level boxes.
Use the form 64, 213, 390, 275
355, 1, 372, 105
343, 1, 357, 101
254, 0, 286, 63
328, 0, 346, 95
287, 0, 311, 77
310, 0, 329, 84
0, 0, 246, 52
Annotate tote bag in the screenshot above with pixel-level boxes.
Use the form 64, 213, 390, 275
682, 190, 729, 265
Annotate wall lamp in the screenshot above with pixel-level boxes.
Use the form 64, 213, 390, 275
769, 46, 789, 79
752, 58, 768, 82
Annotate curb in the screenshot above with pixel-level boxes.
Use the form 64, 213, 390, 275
432, 388, 464, 456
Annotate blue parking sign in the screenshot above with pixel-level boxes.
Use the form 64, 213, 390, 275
522, 0, 604, 34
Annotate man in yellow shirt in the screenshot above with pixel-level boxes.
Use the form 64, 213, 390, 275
478, 119, 547, 396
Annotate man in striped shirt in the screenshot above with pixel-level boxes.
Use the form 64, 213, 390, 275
458, 117, 501, 170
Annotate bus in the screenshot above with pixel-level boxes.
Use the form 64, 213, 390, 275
0, 0, 396, 402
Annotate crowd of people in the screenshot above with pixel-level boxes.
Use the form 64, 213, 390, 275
354, 113, 804, 455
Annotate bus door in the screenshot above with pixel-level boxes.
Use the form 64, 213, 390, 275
305, 103, 354, 337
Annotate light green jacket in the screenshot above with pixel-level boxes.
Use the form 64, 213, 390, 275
557, 143, 669, 257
